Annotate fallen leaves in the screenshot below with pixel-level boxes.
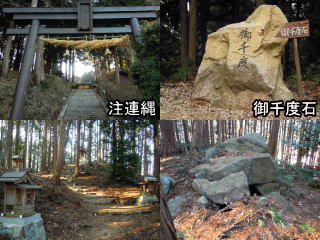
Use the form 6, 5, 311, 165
161, 80, 320, 119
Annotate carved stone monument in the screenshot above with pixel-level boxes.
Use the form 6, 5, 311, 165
192, 5, 293, 109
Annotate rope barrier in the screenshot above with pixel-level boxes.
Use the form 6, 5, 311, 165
38, 35, 130, 49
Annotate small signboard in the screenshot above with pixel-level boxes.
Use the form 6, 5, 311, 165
275, 20, 309, 38
78, 0, 92, 31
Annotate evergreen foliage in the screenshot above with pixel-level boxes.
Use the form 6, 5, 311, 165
130, 21, 160, 106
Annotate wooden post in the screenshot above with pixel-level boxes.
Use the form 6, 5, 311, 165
114, 48, 120, 84
293, 38, 303, 99
3, 184, 6, 215
275, 20, 309, 100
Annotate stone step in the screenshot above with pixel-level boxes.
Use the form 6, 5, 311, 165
83, 198, 114, 205
96, 205, 158, 215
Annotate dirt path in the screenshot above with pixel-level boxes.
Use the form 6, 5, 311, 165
65, 182, 159, 240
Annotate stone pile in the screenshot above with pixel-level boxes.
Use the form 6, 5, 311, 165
190, 133, 279, 205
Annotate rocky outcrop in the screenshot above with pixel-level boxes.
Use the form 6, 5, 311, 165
190, 153, 277, 184
192, 5, 293, 109
192, 172, 250, 205
160, 175, 176, 195
254, 182, 280, 195
167, 195, 188, 217
205, 133, 269, 159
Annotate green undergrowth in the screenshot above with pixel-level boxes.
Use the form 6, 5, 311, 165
0, 71, 72, 119
269, 209, 287, 228
298, 223, 316, 233
277, 161, 320, 183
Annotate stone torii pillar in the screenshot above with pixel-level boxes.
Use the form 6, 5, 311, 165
130, 17, 142, 43
10, 19, 40, 120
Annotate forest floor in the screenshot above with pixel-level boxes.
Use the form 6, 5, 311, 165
160, 80, 320, 119
32, 163, 159, 240
161, 154, 320, 240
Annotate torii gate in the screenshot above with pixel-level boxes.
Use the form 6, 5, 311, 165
3, 1, 159, 120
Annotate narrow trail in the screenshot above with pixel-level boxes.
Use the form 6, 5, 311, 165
58, 89, 108, 120
64, 181, 159, 240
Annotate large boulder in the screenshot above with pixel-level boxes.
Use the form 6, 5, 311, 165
192, 179, 212, 196
190, 153, 277, 185
192, 172, 250, 205
160, 175, 176, 195
167, 195, 188, 217
205, 133, 269, 159
253, 182, 279, 195
192, 5, 293, 109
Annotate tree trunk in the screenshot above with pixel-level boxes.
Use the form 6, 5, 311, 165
15, 121, 21, 156
74, 120, 81, 177
199, 0, 208, 55
87, 121, 93, 165
153, 121, 160, 179
217, 120, 221, 142
182, 120, 189, 144
191, 120, 205, 152
179, 0, 188, 67
174, 121, 180, 144
239, 120, 243, 136
209, 120, 215, 146
111, 121, 117, 163
22, 121, 28, 168
160, 121, 178, 157
253, 121, 257, 132
188, 0, 197, 67
2, 21, 14, 76
296, 121, 306, 167
51, 121, 66, 185
6, 121, 14, 168
203, 120, 210, 148
28, 122, 34, 169
268, 120, 280, 159
52, 121, 58, 169
114, 49, 120, 84
41, 121, 48, 171
221, 120, 226, 142
97, 123, 102, 163
144, 128, 148, 175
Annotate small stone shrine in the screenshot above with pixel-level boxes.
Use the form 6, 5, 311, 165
0, 169, 46, 240
136, 176, 159, 207
11, 156, 23, 168
0, 169, 42, 217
